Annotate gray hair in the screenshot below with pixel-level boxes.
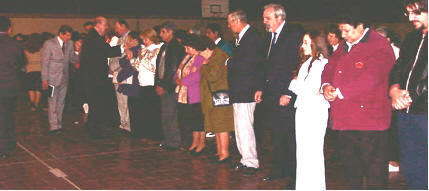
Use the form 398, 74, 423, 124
264, 4, 286, 20
228, 9, 248, 23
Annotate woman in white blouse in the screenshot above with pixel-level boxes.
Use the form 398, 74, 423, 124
288, 30, 330, 190
127, 28, 164, 140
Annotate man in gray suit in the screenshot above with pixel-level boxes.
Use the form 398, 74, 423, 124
41, 25, 79, 133
110, 18, 131, 132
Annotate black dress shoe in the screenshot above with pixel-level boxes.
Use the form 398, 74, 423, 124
49, 129, 63, 135
191, 147, 206, 156
262, 174, 285, 181
233, 163, 247, 171
216, 156, 231, 164
241, 166, 258, 176
185, 147, 197, 154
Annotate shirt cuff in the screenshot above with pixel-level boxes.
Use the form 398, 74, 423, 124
336, 88, 344, 99
74, 51, 79, 55
120, 44, 125, 53
320, 83, 330, 93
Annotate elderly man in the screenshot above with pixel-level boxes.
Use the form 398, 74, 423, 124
80, 16, 135, 137
41, 25, 79, 134
254, 4, 303, 187
389, 0, 427, 189
226, 10, 265, 176
321, 12, 395, 189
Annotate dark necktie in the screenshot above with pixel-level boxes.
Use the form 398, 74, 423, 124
62, 43, 65, 54
267, 32, 277, 58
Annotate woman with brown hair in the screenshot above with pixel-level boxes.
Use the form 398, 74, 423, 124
24, 33, 43, 111
199, 36, 234, 163
288, 30, 330, 190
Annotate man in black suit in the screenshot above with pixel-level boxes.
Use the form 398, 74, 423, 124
254, 4, 303, 188
226, 10, 265, 176
0, 16, 26, 158
80, 16, 134, 137
155, 21, 186, 150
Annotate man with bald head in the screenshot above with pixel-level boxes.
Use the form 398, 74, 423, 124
80, 16, 135, 137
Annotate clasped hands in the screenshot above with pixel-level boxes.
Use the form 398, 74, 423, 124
254, 91, 291, 106
390, 85, 412, 110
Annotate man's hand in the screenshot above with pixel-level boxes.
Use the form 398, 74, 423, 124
42, 80, 48, 90
279, 95, 291, 106
254, 91, 263, 103
390, 85, 412, 110
124, 38, 138, 49
323, 84, 337, 102
155, 86, 166, 96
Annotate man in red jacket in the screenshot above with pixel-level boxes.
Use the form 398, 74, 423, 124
321, 12, 395, 189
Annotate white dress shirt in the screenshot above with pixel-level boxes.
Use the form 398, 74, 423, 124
134, 43, 163, 86
236, 24, 250, 46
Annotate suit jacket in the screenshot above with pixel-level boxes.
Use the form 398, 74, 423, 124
80, 28, 122, 89
0, 34, 25, 97
217, 39, 233, 56
227, 26, 265, 103
41, 37, 78, 86
321, 29, 395, 131
259, 23, 303, 99
155, 38, 185, 93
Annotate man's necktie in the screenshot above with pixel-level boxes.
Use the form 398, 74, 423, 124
267, 32, 277, 58
62, 43, 65, 54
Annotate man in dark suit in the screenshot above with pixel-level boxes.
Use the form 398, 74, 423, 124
226, 10, 265, 176
80, 16, 134, 137
254, 4, 303, 187
155, 21, 185, 150
322, 12, 395, 189
0, 16, 26, 158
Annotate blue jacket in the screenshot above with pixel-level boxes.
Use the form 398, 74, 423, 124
117, 45, 141, 97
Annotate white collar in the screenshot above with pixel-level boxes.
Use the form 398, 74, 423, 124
57, 36, 64, 47
145, 43, 162, 50
274, 21, 285, 35
332, 44, 339, 51
214, 37, 221, 45
237, 24, 250, 43
346, 28, 369, 48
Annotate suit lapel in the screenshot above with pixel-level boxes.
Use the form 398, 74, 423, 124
55, 37, 66, 57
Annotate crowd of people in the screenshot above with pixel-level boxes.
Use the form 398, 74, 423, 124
0, 0, 427, 190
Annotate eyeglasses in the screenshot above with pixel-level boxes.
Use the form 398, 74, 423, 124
404, 10, 422, 17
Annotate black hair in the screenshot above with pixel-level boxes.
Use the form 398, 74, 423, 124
83, 21, 94, 27
58, 25, 73, 35
206, 23, 223, 38
115, 18, 129, 28
326, 24, 341, 39
404, 0, 428, 12
338, 11, 369, 28
128, 31, 142, 44
182, 34, 205, 51
159, 21, 176, 31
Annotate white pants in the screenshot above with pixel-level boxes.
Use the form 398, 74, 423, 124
295, 107, 328, 190
233, 102, 259, 168
114, 83, 130, 131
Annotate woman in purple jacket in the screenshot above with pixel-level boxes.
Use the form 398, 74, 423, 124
174, 34, 206, 155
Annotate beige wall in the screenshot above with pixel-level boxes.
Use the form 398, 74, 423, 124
9, 16, 414, 42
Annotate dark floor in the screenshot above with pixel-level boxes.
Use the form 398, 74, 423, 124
0, 96, 408, 190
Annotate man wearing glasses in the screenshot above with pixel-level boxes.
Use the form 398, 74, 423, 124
389, 0, 427, 189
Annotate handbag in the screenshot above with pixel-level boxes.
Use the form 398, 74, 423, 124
208, 83, 230, 107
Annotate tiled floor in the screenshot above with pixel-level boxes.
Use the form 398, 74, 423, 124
0, 97, 408, 190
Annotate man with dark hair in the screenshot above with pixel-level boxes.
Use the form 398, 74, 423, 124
321, 11, 395, 189
205, 23, 233, 56
83, 21, 94, 33
326, 24, 341, 55
0, 16, 26, 158
41, 25, 79, 134
111, 18, 131, 133
389, 0, 427, 189
155, 21, 185, 150
255, 4, 303, 187
226, 9, 264, 176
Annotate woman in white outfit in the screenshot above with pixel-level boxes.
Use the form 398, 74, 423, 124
288, 30, 330, 190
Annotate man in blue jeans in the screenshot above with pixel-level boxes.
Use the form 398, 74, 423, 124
389, 0, 427, 189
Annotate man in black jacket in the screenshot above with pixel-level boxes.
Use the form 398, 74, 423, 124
389, 0, 427, 189
80, 16, 131, 137
155, 22, 185, 150
254, 4, 303, 187
227, 10, 265, 176
0, 16, 25, 158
